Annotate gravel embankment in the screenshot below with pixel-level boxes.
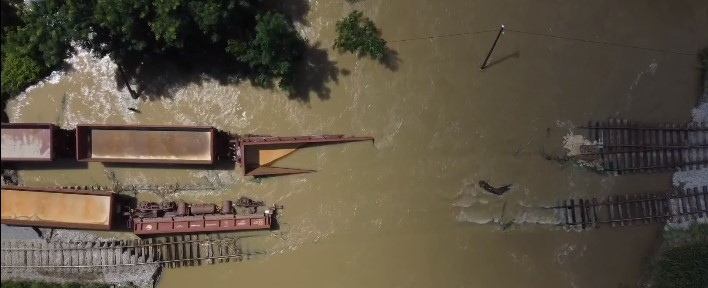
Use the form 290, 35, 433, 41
1, 238, 160, 288
668, 70, 708, 227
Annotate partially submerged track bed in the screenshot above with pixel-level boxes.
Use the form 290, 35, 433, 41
552, 186, 707, 229
1, 234, 258, 270
577, 119, 708, 174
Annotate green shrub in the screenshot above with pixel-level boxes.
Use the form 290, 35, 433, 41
333, 10, 387, 60
1, 52, 42, 98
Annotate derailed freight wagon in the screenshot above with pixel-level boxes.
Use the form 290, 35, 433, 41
3, 122, 375, 177
75, 124, 219, 164
1, 123, 62, 161
128, 197, 280, 236
0, 186, 115, 230
0, 186, 279, 236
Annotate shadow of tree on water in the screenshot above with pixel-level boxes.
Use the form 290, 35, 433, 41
114, 43, 343, 103
290, 42, 344, 102
104, 0, 402, 104
114, 52, 247, 101
380, 48, 401, 71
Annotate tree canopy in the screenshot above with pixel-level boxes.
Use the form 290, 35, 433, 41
334, 10, 387, 61
228, 12, 305, 92
0, 0, 306, 100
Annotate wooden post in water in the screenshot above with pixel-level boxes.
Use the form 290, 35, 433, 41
480, 25, 505, 70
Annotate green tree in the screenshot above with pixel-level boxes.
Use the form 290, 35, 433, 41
227, 12, 305, 92
6, 0, 71, 69
333, 10, 387, 60
1, 53, 42, 98
1, 0, 306, 100
1, 0, 23, 44
1, 0, 71, 99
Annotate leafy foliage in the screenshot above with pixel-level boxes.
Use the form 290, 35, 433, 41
228, 12, 305, 92
1, 53, 42, 98
1, 0, 306, 100
653, 242, 708, 288
1, 0, 71, 100
1, 0, 22, 43
334, 10, 387, 60
6, 0, 72, 69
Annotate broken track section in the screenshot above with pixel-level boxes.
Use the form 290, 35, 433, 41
552, 186, 707, 229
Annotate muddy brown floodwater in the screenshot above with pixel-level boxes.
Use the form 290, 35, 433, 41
6, 0, 708, 287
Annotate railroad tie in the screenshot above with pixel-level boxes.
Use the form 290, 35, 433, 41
702, 187, 708, 218
569, 199, 577, 226
167, 237, 175, 268
579, 199, 587, 229
207, 236, 213, 264
681, 190, 691, 222
689, 188, 699, 220
592, 198, 600, 228
176, 236, 184, 267
185, 235, 192, 266
648, 195, 656, 222
584, 199, 593, 228
133, 239, 140, 266
674, 191, 683, 223
191, 235, 197, 266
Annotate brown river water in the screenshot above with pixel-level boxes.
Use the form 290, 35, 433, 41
6, 0, 708, 287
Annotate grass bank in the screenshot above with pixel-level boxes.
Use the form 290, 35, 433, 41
644, 224, 708, 288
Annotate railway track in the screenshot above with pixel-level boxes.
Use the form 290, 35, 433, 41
577, 119, 708, 174
552, 186, 708, 229
0, 234, 260, 269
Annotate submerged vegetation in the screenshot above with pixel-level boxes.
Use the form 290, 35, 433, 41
334, 11, 387, 61
648, 224, 708, 288
0, 0, 306, 100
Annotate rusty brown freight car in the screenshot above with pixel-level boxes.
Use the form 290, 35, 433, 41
1, 123, 56, 161
76, 124, 216, 164
238, 135, 374, 176
0, 186, 115, 230
128, 198, 278, 236
132, 214, 272, 235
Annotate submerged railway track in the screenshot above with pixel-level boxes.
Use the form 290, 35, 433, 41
1, 234, 264, 270
577, 119, 708, 174
552, 186, 708, 229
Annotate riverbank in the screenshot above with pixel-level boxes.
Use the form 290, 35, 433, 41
641, 224, 708, 288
